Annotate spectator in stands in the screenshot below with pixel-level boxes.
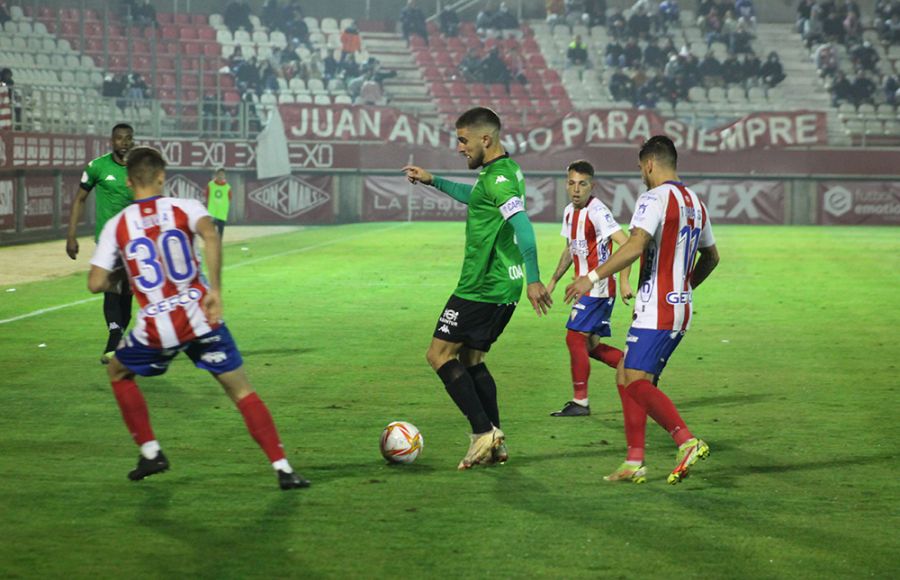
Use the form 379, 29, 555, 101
760, 51, 786, 88
742, 52, 761, 86
827, 70, 853, 106
702, 9, 724, 48
565, 0, 587, 28
850, 41, 880, 72
476, 3, 498, 36
823, 9, 844, 43
661, 36, 678, 60
133, 0, 157, 29
400, 0, 429, 46
240, 85, 260, 134
224, 0, 254, 34
605, 39, 625, 68
262, 0, 280, 32
458, 48, 483, 81
843, 9, 862, 44
721, 52, 743, 85
127, 73, 150, 104
802, 3, 825, 47
609, 67, 635, 102
850, 71, 876, 106
362, 56, 397, 87
664, 53, 681, 80
585, 0, 606, 26
658, 0, 680, 33
815, 42, 840, 77
644, 37, 667, 70
341, 54, 361, 81
567, 35, 590, 67
228, 46, 246, 72
202, 92, 223, 135
699, 50, 724, 87
628, 6, 652, 39
608, 10, 628, 40
886, 13, 900, 44
237, 56, 261, 94
546, 0, 565, 29
259, 62, 280, 94
882, 72, 899, 106
735, 0, 755, 22
341, 21, 362, 60
680, 48, 702, 88
796, 0, 814, 33
284, 7, 313, 51
439, 7, 461, 36
322, 49, 340, 84
623, 37, 643, 68
359, 73, 386, 106
730, 20, 754, 54
495, 2, 520, 31
637, 69, 664, 108
102, 73, 124, 99
480, 46, 513, 91
0, 1, 10, 25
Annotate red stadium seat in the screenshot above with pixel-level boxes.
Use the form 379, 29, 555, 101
183, 42, 203, 56
223, 90, 240, 105
157, 12, 174, 25
446, 36, 465, 51
191, 14, 207, 26
489, 84, 507, 98
85, 37, 103, 53
180, 26, 198, 40
108, 55, 127, 72
198, 28, 216, 41
470, 84, 488, 98
203, 43, 220, 57
448, 82, 468, 98
181, 74, 200, 88
85, 22, 102, 36
529, 84, 547, 98
543, 70, 561, 84
509, 84, 527, 98
527, 53, 546, 68
83, 9, 99, 21
161, 25, 178, 40
434, 52, 454, 67
133, 55, 151, 71
181, 89, 199, 102
60, 21, 77, 35
180, 57, 201, 71
38, 6, 53, 18
522, 38, 540, 53
133, 39, 150, 53
409, 36, 425, 49
430, 83, 449, 97
159, 73, 176, 87
157, 57, 176, 72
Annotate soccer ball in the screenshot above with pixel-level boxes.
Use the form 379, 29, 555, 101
380, 421, 423, 464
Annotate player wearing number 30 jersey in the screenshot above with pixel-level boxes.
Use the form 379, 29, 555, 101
564, 136, 720, 486
88, 146, 309, 491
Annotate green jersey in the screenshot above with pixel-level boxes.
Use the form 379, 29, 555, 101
80, 153, 134, 240
206, 179, 232, 221
455, 155, 527, 304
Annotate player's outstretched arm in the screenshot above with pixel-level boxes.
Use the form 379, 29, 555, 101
611, 229, 634, 305
403, 165, 472, 204
691, 244, 719, 289
508, 212, 552, 316
196, 216, 224, 322
546, 244, 573, 295
65, 187, 91, 260
565, 228, 649, 304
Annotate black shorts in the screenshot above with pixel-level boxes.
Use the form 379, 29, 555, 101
432, 295, 517, 352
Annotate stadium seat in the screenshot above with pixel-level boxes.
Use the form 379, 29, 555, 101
334, 94, 352, 105
314, 94, 332, 105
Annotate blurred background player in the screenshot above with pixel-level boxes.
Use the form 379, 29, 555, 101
87, 146, 309, 490
403, 107, 553, 470
66, 123, 136, 364
204, 167, 232, 239
565, 136, 719, 485
546, 160, 633, 417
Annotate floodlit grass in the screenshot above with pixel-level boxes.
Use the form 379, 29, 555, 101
1, 223, 898, 578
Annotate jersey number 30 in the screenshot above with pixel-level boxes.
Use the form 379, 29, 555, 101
126, 231, 196, 292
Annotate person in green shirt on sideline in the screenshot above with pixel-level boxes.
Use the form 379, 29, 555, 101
403, 107, 553, 471
66, 123, 135, 365
205, 167, 232, 238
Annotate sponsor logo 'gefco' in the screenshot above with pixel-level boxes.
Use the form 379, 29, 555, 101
665, 291, 693, 305
249, 176, 331, 218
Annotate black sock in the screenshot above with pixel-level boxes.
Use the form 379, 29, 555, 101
436, 360, 492, 434
119, 289, 133, 330
467, 363, 500, 428
103, 291, 126, 352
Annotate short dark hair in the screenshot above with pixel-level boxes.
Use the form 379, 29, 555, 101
215, 167, 226, 173
567, 159, 594, 177
111, 123, 134, 135
455, 107, 501, 132
639, 135, 677, 168
126, 146, 167, 187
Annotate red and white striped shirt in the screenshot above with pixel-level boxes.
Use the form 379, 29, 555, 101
629, 181, 715, 331
562, 197, 621, 298
91, 196, 215, 348
0, 86, 12, 130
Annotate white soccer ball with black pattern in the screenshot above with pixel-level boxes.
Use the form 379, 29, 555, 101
380, 421, 423, 464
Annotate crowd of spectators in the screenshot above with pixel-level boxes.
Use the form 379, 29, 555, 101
456, 45, 527, 91
121, 0, 158, 30
101, 71, 152, 111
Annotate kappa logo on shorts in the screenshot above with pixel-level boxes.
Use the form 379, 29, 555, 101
201, 351, 228, 364
438, 324, 451, 334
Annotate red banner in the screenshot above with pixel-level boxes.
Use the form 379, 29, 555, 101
595, 178, 785, 225
362, 176, 557, 222
0, 177, 14, 231
818, 181, 900, 225
244, 174, 334, 224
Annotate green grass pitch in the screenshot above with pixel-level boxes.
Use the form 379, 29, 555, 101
1, 223, 898, 578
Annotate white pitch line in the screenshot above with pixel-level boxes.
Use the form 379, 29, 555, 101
0, 223, 408, 325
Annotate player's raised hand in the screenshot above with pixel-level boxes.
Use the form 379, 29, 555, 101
402, 165, 434, 185
201, 289, 223, 323
66, 237, 79, 260
564, 276, 593, 304
527, 281, 553, 317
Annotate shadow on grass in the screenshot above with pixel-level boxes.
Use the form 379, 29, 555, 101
676, 392, 771, 410
241, 347, 317, 357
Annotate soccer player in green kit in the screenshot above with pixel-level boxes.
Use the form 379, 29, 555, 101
65, 123, 135, 364
404, 107, 553, 470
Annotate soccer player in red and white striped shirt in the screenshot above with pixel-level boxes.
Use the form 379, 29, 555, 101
88, 146, 309, 490
565, 136, 720, 485
546, 160, 633, 417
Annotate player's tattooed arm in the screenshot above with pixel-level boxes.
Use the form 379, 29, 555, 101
691, 244, 720, 289
610, 229, 634, 305
546, 244, 573, 295
196, 216, 224, 322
